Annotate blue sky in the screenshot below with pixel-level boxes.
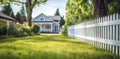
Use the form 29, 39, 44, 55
11, 0, 66, 18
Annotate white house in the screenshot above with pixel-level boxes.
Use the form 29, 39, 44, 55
32, 13, 61, 33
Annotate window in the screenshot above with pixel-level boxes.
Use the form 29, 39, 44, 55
45, 24, 51, 29
40, 18, 44, 21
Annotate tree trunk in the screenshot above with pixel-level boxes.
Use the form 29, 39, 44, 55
26, 0, 32, 27
93, 0, 108, 17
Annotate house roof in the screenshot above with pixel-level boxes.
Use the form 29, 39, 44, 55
48, 16, 61, 20
0, 12, 16, 21
33, 13, 61, 21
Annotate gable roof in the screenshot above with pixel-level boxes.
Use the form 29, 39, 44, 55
48, 16, 61, 20
33, 13, 46, 20
33, 13, 61, 21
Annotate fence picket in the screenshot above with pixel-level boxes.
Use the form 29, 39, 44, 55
68, 13, 120, 56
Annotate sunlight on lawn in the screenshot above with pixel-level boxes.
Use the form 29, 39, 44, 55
0, 34, 118, 59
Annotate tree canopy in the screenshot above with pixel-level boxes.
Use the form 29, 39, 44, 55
62, 0, 120, 35
65, 0, 120, 26
1, 4, 15, 18
16, 12, 23, 24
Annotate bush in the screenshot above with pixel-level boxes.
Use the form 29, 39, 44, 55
62, 25, 68, 36
8, 24, 18, 36
0, 26, 7, 35
31, 25, 40, 33
0, 35, 7, 39
20, 27, 32, 36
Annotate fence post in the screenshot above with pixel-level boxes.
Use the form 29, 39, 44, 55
67, 13, 120, 57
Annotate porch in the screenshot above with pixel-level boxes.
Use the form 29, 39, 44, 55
40, 23, 59, 33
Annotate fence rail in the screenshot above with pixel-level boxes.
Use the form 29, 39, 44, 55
68, 13, 120, 56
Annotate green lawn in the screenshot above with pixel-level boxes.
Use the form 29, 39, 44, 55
0, 34, 118, 59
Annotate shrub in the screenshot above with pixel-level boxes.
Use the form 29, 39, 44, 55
0, 26, 7, 35
0, 35, 7, 39
20, 27, 32, 36
8, 24, 18, 36
62, 25, 68, 36
31, 25, 40, 33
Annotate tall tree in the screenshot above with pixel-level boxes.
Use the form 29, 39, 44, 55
2, 4, 12, 16
25, 0, 47, 27
16, 12, 23, 24
10, 11, 16, 18
54, 8, 60, 16
20, 4, 26, 22
0, 0, 47, 27
93, 0, 113, 17
60, 16, 65, 27
1, 4, 15, 18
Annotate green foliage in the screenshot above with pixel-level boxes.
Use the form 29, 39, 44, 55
20, 4, 26, 22
66, 0, 93, 25
63, 0, 93, 35
10, 11, 16, 19
60, 16, 65, 27
108, 0, 120, 14
20, 27, 32, 36
8, 24, 18, 36
15, 5, 26, 24
0, 26, 7, 35
61, 24, 68, 36
1, 4, 15, 18
32, 25, 40, 33
16, 12, 23, 24
54, 8, 60, 16
1, 4, 12, 16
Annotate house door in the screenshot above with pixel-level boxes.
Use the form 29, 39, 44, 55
55, 26, 58, 32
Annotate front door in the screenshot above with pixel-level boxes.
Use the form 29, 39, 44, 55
55, 26, 58, 32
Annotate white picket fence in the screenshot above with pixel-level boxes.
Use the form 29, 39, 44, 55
68, 13, 120, 56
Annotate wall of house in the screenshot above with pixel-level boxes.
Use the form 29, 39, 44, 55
0, 19, 16, 28
0, 20, 7, 27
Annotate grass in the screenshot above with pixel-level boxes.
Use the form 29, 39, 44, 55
0, 34, 118, 59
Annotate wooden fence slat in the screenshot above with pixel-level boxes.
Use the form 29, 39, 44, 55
68, 13, 120, 56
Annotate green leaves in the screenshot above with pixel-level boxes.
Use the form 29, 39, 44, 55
66, 0, 93, 25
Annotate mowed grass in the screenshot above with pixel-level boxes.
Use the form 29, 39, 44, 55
0, 34, 118, 59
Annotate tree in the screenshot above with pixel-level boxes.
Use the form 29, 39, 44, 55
20, 4, 26, 22
60, 16, 65, 27
93, 0, 113, 17
10, 10, 16, 18
1, 4, 11, 15
16, 12, 23, 24
54, 8, 60, 16
0, 0, 47, 27
108, 0, 120, 14
1, 4, 15, 19
25, 0, 47, 27
92, 0, 120, 17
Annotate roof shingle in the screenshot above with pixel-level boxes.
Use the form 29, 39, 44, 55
0, 12, 16, 21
